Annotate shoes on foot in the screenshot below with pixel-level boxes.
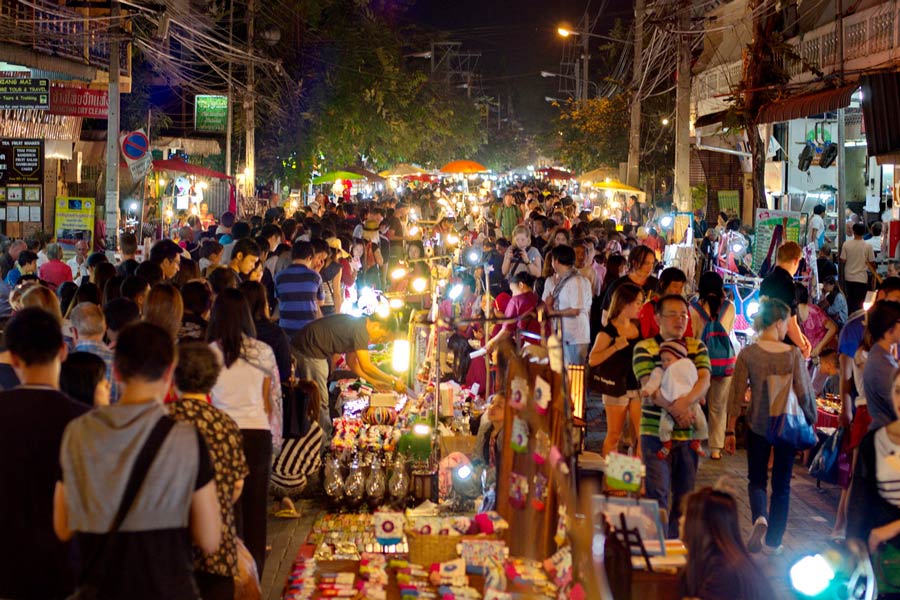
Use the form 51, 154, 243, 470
747, 517, 768, 553
710, 450, 722, 460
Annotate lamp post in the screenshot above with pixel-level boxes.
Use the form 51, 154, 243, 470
556, 24, 631, 101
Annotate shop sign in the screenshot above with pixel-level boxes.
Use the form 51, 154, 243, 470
50, 84, 108, 118
752, 209, 801, 272
194, 95, 228, 132
53, 197, 95, 253
0, 78, 49, 110
0, 139, 43, 185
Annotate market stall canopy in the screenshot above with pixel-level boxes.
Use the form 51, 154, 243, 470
578, 167, 620, 184
311, 170, 367, 185
152, 157, 233, 180
536, 167, 573, 180
379, 163, 428, 178
341, 166, 386, 183
591, 179, 643, 193
439, 160, 488, 174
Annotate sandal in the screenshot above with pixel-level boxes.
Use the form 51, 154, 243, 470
274, 497, 301, 518
710, 450, 722, 460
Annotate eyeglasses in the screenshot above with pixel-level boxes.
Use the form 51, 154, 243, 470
661, 312, 689, 320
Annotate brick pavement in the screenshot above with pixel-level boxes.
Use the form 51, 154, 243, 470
260, 451, 842, 599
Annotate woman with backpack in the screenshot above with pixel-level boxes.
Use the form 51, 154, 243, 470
690, 271, 736, 460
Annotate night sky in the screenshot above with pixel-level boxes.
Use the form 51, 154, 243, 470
408, 0, 635, 132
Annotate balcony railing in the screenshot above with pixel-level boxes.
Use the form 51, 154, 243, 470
694, 0, 900, 117
0, 0, 126, 74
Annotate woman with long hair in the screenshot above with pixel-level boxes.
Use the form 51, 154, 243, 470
795, 282, 838, 356
726, 299, 815, 554
142, 283, 184, 340
239, 280, 291, 381
819, 274, 849, 326
690, 271, 735, 460
680, 487, 774, 599
600, 245, 658, 318
588, 282, 643, 457
206, 289, 281, 576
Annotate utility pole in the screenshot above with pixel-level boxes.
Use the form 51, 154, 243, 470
104, 0, 121, 253
626, 0, 644, 188
244, 0, 255, 200
225, 0, 233, 176
581, 11, 590, 100
673, 0, 692, 212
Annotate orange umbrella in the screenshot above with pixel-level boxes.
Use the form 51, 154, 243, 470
439, 159, 488, 174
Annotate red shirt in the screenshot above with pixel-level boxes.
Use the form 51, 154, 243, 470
38, 259, 73, 291
503, 291, 542, 343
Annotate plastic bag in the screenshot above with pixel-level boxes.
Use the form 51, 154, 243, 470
234, 537, 262, 600
765, 372, 816, 450
808, 428, 844, 484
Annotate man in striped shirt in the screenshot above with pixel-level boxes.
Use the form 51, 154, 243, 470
633, 294, 711, 538
275, 241, 324, 340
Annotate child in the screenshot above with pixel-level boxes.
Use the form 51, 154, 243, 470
641, 339, 708, 458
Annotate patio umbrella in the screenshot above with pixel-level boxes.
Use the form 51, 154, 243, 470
578, 167, 618, 184
591, 179, 643, 194
379, 163, 428, 178
439, 159, 488, 174
341, 166, 385, 183
311, 170, 367, 185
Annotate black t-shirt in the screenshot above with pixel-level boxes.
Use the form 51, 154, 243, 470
74, 427, 214, 600
0, 386, 89, 599
760, 266, 798, 315
291, 314, 369, 359
817, 257, 838, 280
590, 321, 640, 396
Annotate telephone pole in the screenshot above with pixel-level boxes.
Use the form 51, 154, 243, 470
580, 11, 590, 100
673, 0, 692, 212
244, 0, 255, 199
225, 0, 233, 176
104, 0, 121, 253
626, 0, 645, 188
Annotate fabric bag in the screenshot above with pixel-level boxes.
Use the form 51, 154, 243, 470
875, 541, 900, 594
765, 366, 816, 450
691, 300, 736, 378
67, 417, 175, 600
808, 427, 844, 484
234, 537, 262, 600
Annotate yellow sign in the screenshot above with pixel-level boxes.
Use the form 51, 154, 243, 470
54, 197, 94, 252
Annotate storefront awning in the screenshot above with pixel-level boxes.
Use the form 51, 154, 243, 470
152, 158, 233, 180
693, 110, 729, 129
862, 72, 900, 163
757, 84, 857, 124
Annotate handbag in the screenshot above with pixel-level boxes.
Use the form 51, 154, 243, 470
765, 357, 816, 450
808, 427, 844, 484
234, 537, 262, 600
67, 416, 175, 600
875, 541, 900, 594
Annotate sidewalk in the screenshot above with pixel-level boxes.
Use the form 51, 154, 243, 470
260, 450, 842, 599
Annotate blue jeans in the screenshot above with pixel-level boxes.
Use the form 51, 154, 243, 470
746, 429, 795, 547
641, 435, 699, 538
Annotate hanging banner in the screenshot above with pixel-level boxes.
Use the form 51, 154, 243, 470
50, 84, 108, 118
753, 208, 801, 273
54, 197, 95, 253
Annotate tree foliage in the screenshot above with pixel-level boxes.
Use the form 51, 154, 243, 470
551, 96, 629, 174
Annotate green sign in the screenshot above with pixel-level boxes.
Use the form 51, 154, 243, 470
0, 78, 49, 110
194, 95, 228, 132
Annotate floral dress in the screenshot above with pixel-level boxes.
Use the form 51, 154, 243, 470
169, 398, 249, 577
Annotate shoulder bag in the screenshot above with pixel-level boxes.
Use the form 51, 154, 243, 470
67, 416, 176, 600
765, 351, 816, 450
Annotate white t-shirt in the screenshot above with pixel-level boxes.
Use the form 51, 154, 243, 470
867, 235, 883, 254
542, 271, 592, 345
840, 238, 876, 283
808, 214, 825, 248
875, 427, 900, 508
209, 336, 283, 441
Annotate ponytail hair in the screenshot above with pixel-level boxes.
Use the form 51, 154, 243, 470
697, 271, 725, 318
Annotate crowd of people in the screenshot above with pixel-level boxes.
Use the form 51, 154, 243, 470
0, 177, 897, 599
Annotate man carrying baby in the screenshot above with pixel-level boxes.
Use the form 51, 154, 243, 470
633, 294, 711, 538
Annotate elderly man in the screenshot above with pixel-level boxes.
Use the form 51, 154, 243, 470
66, 240, 89, 282
0, 239, 26, 279
70, 303, 118, 403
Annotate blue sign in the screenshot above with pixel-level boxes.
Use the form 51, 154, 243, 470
120, 131, 148, 161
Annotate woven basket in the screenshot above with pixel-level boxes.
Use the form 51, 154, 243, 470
405, 530, 498, 567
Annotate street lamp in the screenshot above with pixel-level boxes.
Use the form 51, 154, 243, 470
557, 26, 573, 37
661, 118, 670, 126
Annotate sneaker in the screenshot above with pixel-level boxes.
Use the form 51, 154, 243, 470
747, 517, 768, 553
762, 543, 784, 556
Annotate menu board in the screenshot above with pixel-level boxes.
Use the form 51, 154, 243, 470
0, 139, 43, 185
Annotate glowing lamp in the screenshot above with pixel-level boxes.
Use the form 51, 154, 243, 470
746, 300, 760, 319
446, 233, 460, 246
413, 423, 431, 436
392, 338, 411, 373
412, 277, 428, 293
375, 303, 391, 319
129, 202, 138, 211
789, 554, 834, 597
557, 27, 572, 37
448, 284, 464, 300
659, 216, 674, 228
391, 266, 408, 280
389, 298, 405, 309
408, 225, 421, 237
